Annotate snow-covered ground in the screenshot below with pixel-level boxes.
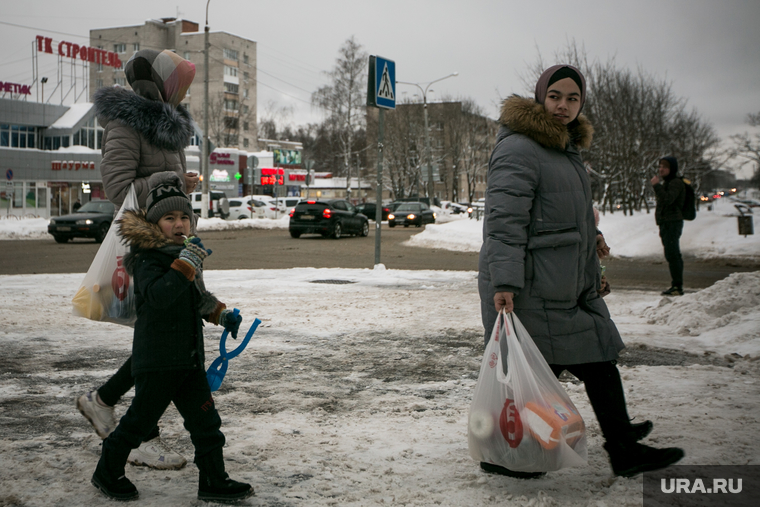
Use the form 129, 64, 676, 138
0, 196, 759, 506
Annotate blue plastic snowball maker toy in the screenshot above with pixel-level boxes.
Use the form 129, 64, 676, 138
206, 309, 261, 392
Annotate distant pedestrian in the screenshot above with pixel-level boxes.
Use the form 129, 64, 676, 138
651, 156, 686, 296
478, 64, 684, 479
73, 199, 82, 212
90, 172, 250, 502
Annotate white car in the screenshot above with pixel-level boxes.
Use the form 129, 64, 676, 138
226, 196, 269, 220
189, 191, 230, 219
272, 197, 302, 218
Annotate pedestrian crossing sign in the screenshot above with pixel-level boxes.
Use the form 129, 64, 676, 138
367, 55, 395, 110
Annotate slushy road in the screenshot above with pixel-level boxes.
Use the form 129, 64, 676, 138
1, 225, 756, 291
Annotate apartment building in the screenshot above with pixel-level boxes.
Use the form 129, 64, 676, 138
89, 17, 257, 151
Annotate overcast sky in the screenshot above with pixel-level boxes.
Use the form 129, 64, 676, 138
2, 0, 758, 177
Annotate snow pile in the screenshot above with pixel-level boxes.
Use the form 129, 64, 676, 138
196, 215, 290, 232
641, 272, 760, 355
405, 196, 760, 261
405, 217, 483, 252
0, 217, 50, 240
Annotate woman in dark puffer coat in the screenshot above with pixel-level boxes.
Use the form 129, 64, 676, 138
478, 64, 684, 478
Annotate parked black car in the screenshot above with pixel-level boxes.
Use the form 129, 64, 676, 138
388, 202, 436, 228
356, 202, 393, 221
48, 200, 115, 243
289, 199, 369, 239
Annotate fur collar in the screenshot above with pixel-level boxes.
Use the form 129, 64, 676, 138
498, 95, 593, 150
94, 87, 194, 151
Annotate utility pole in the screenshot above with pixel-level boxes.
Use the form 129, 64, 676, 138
397, 72, 458, 204
201, 0, 211, 219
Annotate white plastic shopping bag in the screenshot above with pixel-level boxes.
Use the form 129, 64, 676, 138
71, 184, 138, 327
468, 310, 587, 472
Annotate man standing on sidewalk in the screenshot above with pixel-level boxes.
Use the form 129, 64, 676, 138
651, 156, 686, 296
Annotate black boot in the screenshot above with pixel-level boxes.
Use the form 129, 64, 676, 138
91, 458, 138, 501
627, 420, 653, 441
480, 462, 546, 479
604, 441, 684, 477
196, 449, 254, 503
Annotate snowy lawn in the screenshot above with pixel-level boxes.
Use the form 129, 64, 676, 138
0, 267, 758, 506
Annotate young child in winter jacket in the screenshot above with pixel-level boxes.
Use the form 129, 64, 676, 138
90, 172, 251, 502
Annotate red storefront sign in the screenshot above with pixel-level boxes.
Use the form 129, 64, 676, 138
51, 161, 96, 171
0, 81, 31, 95
209, 152, 235, 165
36, 35, 122, 68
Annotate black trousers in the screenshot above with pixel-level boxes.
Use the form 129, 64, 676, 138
659, 220, 684, 288
550, 361, 634, 443
98, 356, 159, 442
99, 368, 225, 477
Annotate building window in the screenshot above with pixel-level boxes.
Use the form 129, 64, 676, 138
243, 71, 249, 82
243, 54, 249, 64
73, 117, 103, 150
243, 122, 249, 131
114, 77, 126, 86
114, 43, 126, 53
244, 88, 249, 99
224, 66, 238, 78
224, 83, 239, 94
224, 99, 238, 112
224, 117, 239, 129
436, 121, 444, 131
223, 48, 238, 61
243, 138, 249, 147
1, 125, 36, 149
132, 43, 140, 52
95, 79, 104, 89
183, 51, 191, 60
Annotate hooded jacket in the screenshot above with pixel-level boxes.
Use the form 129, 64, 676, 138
478, 95, 624, 365
94, 86, 195, 214
118, 209, 225, 375
653, 156, 685, 225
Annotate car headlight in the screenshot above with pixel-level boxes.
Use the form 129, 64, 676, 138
433, 213, 437, 219
75, 219, 94, 225
467, 207, 473, 213
388, 213, 395, 220
407, 214, 416, 219
49, 219, 55, 225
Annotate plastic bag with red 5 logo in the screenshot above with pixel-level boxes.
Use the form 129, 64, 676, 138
468, 310, 587, 472
71, 184, 137, 327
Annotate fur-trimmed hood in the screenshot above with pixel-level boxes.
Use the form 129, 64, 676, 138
498, 95, 593, 150
117, 209, 177, 275
94, 86, 194, 152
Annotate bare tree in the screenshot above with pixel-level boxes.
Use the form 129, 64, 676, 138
730, 112, 760, 184
312, 36, 368, 194
193, 91, 256, 149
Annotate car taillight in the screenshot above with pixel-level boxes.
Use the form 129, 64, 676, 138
247, 206, 252, 211
289, 208, 295, 218
323, 208, 332, 219
307, 200, 316, 204
383, 207, 389, 212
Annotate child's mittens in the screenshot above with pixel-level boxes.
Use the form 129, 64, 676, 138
179, 236, 212, 270
220, 309, 243, 339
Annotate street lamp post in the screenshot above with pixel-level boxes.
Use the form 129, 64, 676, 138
396, 72, 458, 202
201, 0, 211, 219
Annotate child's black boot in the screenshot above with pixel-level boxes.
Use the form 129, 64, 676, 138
196, 449, 254, 503
91, 449, 139, 501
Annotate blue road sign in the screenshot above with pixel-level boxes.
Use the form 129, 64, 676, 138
368, 56, 395, 110
5, 169, 12, 181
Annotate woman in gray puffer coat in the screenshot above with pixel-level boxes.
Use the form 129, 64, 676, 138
477, 65, 683, 479
76, 49, 199, 470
